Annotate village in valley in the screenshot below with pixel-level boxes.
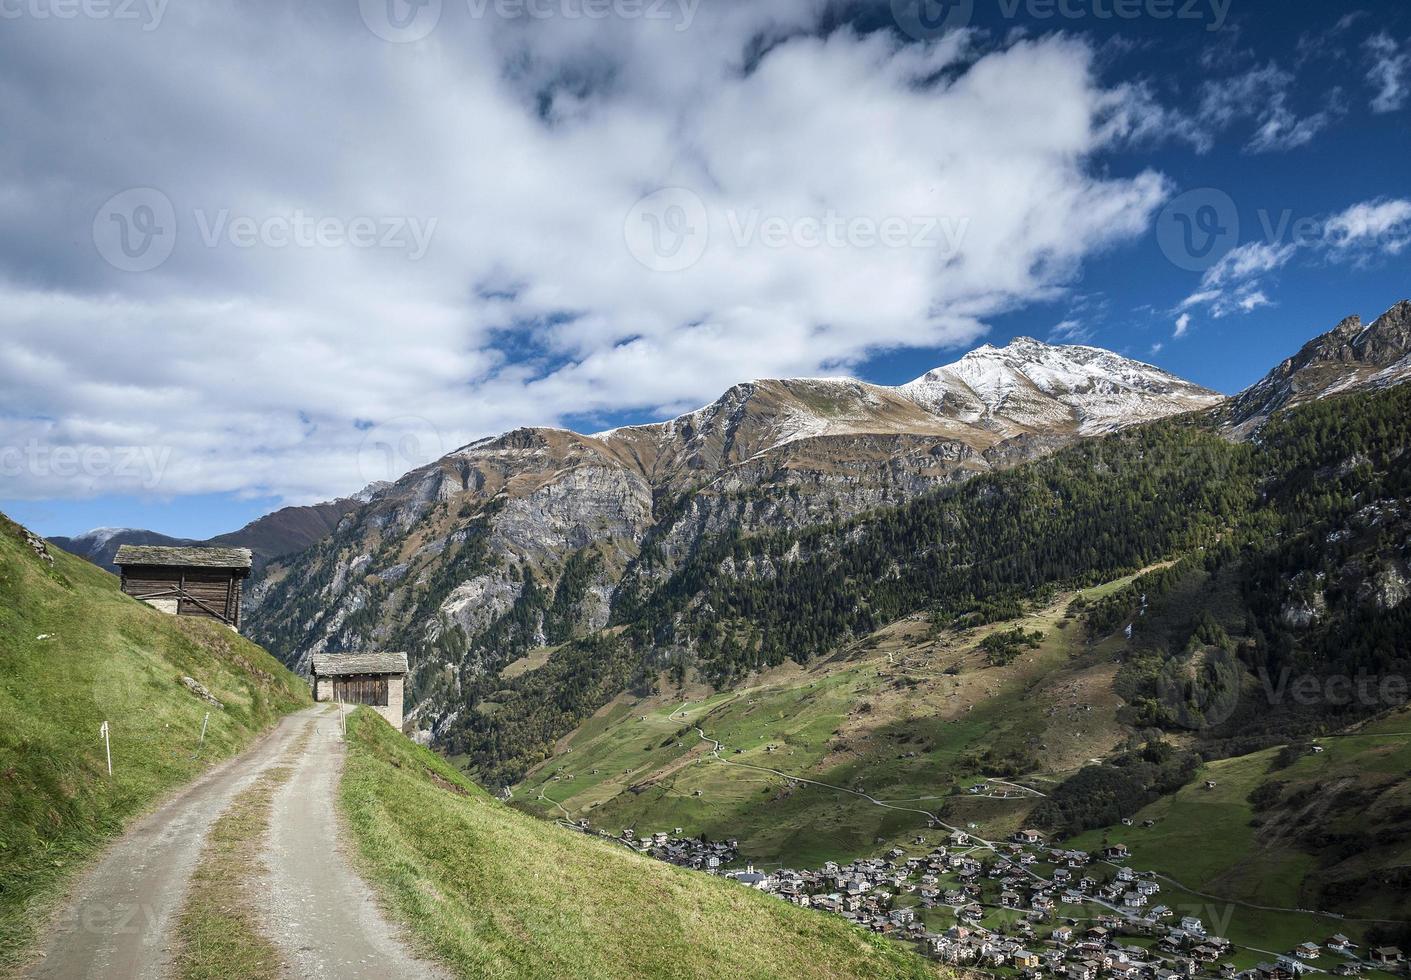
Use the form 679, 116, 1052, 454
564, 820, 1406, 980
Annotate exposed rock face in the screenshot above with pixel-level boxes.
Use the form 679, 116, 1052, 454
1281, 578, 1328, 630
1362, 566, 1410, 612
22, 528, 53, 566
244, 338, 1228, 721
1223, 300, 1411, 434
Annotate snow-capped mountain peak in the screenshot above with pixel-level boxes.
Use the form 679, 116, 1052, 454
73, 527, 139, 547
901, 337, 1225, 435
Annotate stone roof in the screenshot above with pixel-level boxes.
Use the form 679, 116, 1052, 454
114, 545, 253, 569
309, 652, 409, 677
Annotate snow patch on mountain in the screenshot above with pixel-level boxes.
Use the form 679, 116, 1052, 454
901, 337, 1224, 435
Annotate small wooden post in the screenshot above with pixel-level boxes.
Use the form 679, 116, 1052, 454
192, 711, 210, 758
100, 720, 111, 776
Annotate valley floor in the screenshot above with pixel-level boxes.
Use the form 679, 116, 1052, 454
505, 574, 1411, 977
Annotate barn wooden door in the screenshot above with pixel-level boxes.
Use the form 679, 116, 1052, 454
333, 675, 388, 706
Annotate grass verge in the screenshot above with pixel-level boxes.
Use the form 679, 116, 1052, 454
340, 708, 944, 979
171, 728, 311, 980
0, 513, 311, 971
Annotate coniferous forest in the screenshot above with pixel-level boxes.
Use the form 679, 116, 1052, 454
445, 384, 1411, 787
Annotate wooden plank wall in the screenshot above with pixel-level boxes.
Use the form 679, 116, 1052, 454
120, 566, 241, 624
332, 675, 389, 707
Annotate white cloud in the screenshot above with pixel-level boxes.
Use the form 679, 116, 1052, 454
1178, 242, 1294, 319
1049, 319, 1092, 343
1199, 241, 1298, 289
1173, 313, 1191, 338
1236, 290, 1273, 314
0, 10, 1172, 504
1324, 197, 1411, 254
1366, 33, 1411, 113
1196, 63, 1342, 153
1179, 195, 1411, 319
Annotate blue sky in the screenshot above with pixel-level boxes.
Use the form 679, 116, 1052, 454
2, 0, 1409, 539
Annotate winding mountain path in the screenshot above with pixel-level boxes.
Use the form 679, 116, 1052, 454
25, 706, 442, 980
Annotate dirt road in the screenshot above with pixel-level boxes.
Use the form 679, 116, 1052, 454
26, 706, 443, 979
260, 709, 444, 979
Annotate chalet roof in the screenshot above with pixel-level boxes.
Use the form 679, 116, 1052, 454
310, 652, 409, 677
114, 545, 253, 570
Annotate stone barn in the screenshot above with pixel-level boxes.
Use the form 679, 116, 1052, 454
310, 652, 408, 730
114, 545, 253, 631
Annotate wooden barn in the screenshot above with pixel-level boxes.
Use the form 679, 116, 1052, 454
310, 652, 408, 730
114, 545, 253, 631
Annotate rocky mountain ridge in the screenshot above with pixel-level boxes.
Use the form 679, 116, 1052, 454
52, 303, 1411, 745
243, 338, 1225, 693
1222, 300, 1411, 433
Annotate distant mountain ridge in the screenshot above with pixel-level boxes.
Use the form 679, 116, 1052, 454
50, 498, 362, 574
51, 301, 1411, 719
243, 336, 1231, 688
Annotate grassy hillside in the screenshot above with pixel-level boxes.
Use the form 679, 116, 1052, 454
0, 514, 311, 968
1066, 708, 1411, 921
339, 708, 943, 979
509, 576, 1141, 867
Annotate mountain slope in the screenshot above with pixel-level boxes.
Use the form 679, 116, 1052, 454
340, 707, 941, 979
501, 378, 1411, 938
0, 512, 311, 969
1223, 299, 1411, 433
246, 340, 1224, 696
